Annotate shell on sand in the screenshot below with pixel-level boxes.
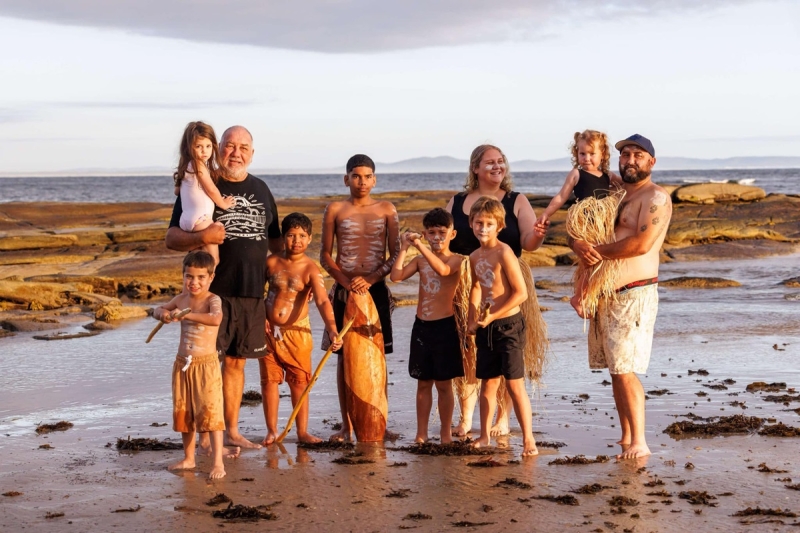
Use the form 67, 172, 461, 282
343, 292, 388, 442
565, 189, 626, 318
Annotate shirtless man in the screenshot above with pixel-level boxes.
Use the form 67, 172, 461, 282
570, 134, 672, 460
320, 154, 400, 442
166, 126, 283, 449
262, 212, 341, 445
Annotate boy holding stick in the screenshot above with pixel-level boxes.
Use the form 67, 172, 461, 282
262, 213, 342, 445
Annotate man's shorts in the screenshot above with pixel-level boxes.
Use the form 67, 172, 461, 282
408, 315, 465, 381
262, 315, 314, 385
217, 296, 268, 359
323, 280, 394, 354
589, 283, 659, 375
476, 313, 525, 380
172, 353, 225, 433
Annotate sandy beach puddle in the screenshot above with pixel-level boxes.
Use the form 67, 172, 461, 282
1, 254, 799, 531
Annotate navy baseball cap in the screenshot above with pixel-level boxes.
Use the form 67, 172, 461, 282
615, 134, 655, 158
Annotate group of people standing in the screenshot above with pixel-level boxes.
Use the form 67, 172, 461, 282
155, 122, 672, 479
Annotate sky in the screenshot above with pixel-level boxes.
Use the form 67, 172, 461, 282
0, 0, 798, 174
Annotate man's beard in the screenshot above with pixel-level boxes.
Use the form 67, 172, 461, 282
620, 164, 650, 183
222, 165, 247, 180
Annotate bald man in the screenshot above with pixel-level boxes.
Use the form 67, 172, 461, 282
166, 125, 283, 449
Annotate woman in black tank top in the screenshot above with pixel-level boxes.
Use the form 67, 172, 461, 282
445, 144, 546, 437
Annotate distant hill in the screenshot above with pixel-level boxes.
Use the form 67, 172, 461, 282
2, 156, 799, 177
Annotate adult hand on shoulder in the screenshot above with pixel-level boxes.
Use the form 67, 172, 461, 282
572, 239, 603, 266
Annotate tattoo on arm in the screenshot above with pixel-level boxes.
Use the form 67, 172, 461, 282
652, 217, 660, 225
649, 205, 658, 213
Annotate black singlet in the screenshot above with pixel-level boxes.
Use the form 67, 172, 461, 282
573, 169, 611, 201
449, 191, 523, 257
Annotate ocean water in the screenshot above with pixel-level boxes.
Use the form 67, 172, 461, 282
1, 168, 799, 203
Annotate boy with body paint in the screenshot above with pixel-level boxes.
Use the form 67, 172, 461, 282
467, 197, 538, 456
390, 208, 465, 444
320, 154, 401, 442
152, 251, 239, 479
262, 213, 342, 445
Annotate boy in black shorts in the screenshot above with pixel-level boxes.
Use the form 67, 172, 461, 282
390, 208, 465, 444
467, 197, 538, 456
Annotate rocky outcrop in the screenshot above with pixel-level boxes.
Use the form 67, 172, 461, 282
660, 277, 742, 289
672, 183, 767, 204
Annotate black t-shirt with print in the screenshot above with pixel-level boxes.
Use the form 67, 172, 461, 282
169, 174, 280, 298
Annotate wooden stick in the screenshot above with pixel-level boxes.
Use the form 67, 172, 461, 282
145, 308, 191, 343
276, 317, 356, 443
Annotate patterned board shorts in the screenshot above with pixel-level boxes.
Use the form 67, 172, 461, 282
588, 284, 659, 375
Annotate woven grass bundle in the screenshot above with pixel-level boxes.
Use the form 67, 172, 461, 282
453, 256, 479, 401
565, 188, 626, 318
518, 257, 549, 384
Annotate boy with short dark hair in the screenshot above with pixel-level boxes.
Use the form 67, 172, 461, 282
152, 250, 233, 479
320, 154, 400, 442
261, 212, 342, 445
390, 208, 465, 443
467, 197, 538, 456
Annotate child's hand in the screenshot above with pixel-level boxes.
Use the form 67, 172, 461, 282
218, 195, 236, 210
402, 231, 422, 249
170, 309, 187, 322
467, 320, 478, 335
327, 327, 343, 351
155, 308, 172, 324
533, 216, 550, 237
348, 276, 371, 295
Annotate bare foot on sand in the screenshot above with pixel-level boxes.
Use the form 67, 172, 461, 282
570, 294, 592, 319
208, 465, 226, 480
616, 443, 651, 460
329, 428, 353, 442
414, 434, 428, 444
384, 429, 400, 442
199, 444, 240, 459
471, 436, 491, 449
440, 428, 453, 445
522, 439, 539, 457
168, 458, 196, 471
453, 421, 472, 437
490, 421, 509, 437
225, 433, 262, 449
261, 432, 278, 446
298, 432, 322, 444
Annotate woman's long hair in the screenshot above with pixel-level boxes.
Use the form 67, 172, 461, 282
463, 144, 513, 193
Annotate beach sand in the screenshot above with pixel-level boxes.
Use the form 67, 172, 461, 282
2, 253, 799, 532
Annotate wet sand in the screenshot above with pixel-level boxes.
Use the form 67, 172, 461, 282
2, 255, 800, 532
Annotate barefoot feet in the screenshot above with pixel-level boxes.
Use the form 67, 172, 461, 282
261, 432, 278, 446
522, 439, 539, 457
471, 435, 491, 449
616, 442, 651, 460
440, 427, 453, 445
225, 433, 262, 449
489, 420, 509, 437
297, 432, 322, 444
168, 458, 196, 471
329, 428, 353, 443
208, 465, 226, 480
452, 422, 472, 438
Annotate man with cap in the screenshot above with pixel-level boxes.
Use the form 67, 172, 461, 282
570, 134, 672, 460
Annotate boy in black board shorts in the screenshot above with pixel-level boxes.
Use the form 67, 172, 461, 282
320, 154, 400, 442
467, 197, 538, 456
390, 208, 465, 444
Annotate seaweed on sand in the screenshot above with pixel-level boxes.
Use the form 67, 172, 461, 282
536, 494, 579, 505
404, 513, 432, 520
756, 463, 789, 473
115, 436, 183, 451
36, 421, 73, 434
452, 521, 495, 527
467, 457, 505, 467
571, 484, 612, 494
385, 489, 413, 498
112, 505, 142, 513
746, 382, 786, 393
206, 494, 232, 506
211, 502, 277, 522
240, 390, 262, 406
763, 394, 800, 403
391, 440, 494, 456
608, 496, 639, 506
537, 441, 567, 449
679, 491, 718, 506
297, 441, 355, 451
732, 507, 797, 518
549, 455, 611, 465
332, 452, 375, 465
758, 423, 800, 437
494, 477, 532, 489
663, 414, 764, 437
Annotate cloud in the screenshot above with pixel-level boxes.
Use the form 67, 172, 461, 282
0, 0, 755, 53
52, 100, 259, 110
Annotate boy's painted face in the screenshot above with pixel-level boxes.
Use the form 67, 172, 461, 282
183, 266, 214, 296
577, 140, 602, 172
344, 166, 376, 198
424, 225, 456, 252
284, 226, 311, 255
471, 214, 500, 244
193, 137, 213, 163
